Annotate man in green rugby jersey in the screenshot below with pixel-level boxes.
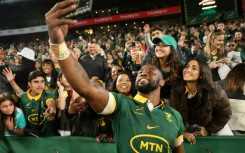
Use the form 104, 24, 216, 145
45, 0, 185, 152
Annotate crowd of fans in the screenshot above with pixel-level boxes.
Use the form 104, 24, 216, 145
0, 17, 245, 146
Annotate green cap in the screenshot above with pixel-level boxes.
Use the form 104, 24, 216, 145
153, 35, 177, 50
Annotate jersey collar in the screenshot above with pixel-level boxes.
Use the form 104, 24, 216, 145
133, 94, 165, 109
185, 85, 197, 99
133, 94, 148, 103
27, 89, 42, 101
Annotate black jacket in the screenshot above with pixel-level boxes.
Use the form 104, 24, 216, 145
79, 54, 109, 81
0, 57, 36, 93
170, 84, 232, 133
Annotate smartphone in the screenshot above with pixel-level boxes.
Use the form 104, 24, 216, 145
43, 108, 56, 115
48, 110, 56, 115
64, 0, 93, 19
10, 45, 14, 49
188, 124, 201, 133
132, 41, 136, 47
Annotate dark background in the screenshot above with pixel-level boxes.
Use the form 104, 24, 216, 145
184, 0, 236, 18
0, 0, 179, 29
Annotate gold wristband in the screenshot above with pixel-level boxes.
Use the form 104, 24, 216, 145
49, 41, 70, 60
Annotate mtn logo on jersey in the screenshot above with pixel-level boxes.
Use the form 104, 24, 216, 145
130, 134, 170, 153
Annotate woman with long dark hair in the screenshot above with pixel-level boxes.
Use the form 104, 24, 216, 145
170, 58, 231, 144
41, 59, 58, 91
108, 71, 136, 97
105, 65, 124, 90
0, 92, 26, 138
150, 35, 182, 100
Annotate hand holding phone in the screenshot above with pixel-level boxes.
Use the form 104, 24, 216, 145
209, 60, 222, 69
44, 107, 56, 117
188, 124, 201, 133
64, 0, 93, 19
68, 96, 88, 114
193, 126, 208, 136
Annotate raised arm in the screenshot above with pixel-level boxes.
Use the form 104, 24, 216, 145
56, 81, 67, 110
45, 0, 109, 113
2, 67, 23, 96
143, 24, 154, 48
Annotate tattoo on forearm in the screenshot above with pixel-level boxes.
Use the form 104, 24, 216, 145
69, 60, 91, 94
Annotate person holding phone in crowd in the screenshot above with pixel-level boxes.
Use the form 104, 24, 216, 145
197, 30, 231, 81
45, 1, 185, 152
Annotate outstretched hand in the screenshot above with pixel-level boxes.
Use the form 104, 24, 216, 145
44, 107, 56, 121
68, 96, 89, 114
45, 0, 78, 44
2, 67, 15, 82
143, 23, 150, 33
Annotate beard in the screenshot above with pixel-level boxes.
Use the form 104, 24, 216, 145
135, 79, 159, 93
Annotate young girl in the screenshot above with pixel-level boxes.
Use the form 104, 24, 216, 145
0, 92, 26, 138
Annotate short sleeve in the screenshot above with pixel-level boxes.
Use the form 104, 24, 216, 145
16, 108, 26, 129
44, 90, 55, 105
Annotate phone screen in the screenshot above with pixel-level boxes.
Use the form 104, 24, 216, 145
188, 125, 201, 133
64, 0, 93, 19
10, 45, 14, 49
131, 41, 136, 47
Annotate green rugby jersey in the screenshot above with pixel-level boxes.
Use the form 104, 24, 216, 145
110, 93, 185, 153
20, 90, 55, 128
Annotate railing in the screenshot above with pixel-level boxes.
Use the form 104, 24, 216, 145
0, 136, 244, 153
